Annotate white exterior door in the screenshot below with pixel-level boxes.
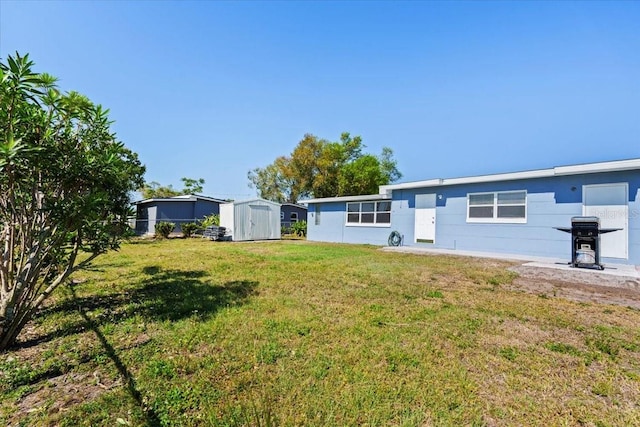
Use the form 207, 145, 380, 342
415, 194, 436, 243
583, 183, 628, 259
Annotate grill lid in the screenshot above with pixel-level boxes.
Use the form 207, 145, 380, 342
571, 216, 600, 225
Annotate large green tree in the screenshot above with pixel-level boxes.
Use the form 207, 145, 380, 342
0, 53, 145, 351
139, 177, 205, 199
247, 156, 297, 204
248, 132, 401, 203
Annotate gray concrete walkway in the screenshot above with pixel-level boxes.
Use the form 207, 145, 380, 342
380, 246, 640, 280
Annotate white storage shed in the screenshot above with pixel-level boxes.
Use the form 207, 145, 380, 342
219, 198, 281, 241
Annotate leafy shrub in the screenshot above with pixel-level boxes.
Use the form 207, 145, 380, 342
290, 220, 307, 237
199, 214, 220, 228
181, 222, 199, 238
155, 221, 175, 238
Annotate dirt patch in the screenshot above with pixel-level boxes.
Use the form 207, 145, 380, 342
3, 332, 152, 425
6, 370, 121, 426
508, 264, 640, 309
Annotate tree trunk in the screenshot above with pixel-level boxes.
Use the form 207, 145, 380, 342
0, 319, 22, 351
0, 299, 26, 352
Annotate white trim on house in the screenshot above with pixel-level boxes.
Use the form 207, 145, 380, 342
466, 190, 527, 224
134, 194, 228, 204
345, 200, 392, 226
379, 158, 640, 193
345, 223, 392, 228
300, 193, 391, 205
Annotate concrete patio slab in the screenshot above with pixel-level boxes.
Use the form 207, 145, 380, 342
381, 246, 640, 280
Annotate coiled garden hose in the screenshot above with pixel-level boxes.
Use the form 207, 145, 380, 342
388, 231, 402, 246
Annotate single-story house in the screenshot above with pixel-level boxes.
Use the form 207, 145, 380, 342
220, 198, 281, 241
134, 194, 227, 235
302, 158, 640, 265
281, 203, 308, 231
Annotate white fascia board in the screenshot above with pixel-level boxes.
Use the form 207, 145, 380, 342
442, 169, 554, 185
178, 194, 229, 203
301, 193, 390, 204
379, 179, 442, 193
378, 158, 640, 192
135, 194, 224, 204
380, 170, 555, 191
553, 158, 640, 176
134, 196, 196, 204
135, 195, 228, 204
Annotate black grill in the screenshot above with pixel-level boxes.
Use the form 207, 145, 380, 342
555, 216, 620, 270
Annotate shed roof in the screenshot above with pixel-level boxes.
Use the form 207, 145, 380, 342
226, 198, 281, 207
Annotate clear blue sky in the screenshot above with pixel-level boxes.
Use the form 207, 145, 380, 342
1, 1, 639, 200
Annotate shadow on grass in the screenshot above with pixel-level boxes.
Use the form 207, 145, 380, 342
18, 267, 258, 347
68, 283, 164, 426
10, 267, 258, 426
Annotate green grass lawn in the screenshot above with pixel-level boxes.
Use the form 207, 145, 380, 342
1, 239, 639, 426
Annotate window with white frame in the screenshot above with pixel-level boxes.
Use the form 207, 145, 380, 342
467, 191, 526, 223
346, 201, 391, 225
290, 212, 298, 223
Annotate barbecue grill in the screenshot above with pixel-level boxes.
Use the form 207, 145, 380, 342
555, 216, 620, 270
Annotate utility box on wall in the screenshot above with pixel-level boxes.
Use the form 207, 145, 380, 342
219, 198, 281, 241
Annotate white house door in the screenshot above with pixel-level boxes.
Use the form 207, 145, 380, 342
583, 183, 628, 259
415, 194, 436, 243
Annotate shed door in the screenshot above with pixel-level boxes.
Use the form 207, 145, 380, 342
415, 194, 436, 243
250, 205, 271, 240
583, 183, 628, 259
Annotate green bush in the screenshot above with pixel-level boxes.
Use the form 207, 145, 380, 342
155, 222, 175, 238
199, 214, 220, 229
181, 222, 199, 238
290, 221, 307, 237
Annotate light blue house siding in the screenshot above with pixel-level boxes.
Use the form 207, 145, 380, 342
307, 166, 640, 265
308, 201, 392, 245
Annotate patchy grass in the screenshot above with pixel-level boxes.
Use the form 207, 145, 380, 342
1, 239, 640, 426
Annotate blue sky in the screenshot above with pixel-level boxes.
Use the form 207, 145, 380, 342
1, 1, 639, 200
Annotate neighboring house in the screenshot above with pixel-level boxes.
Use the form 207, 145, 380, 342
302, 158, 640, 265
220, 198, 281, 241
134, 194, 227, 235
281, 203, 308, 231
